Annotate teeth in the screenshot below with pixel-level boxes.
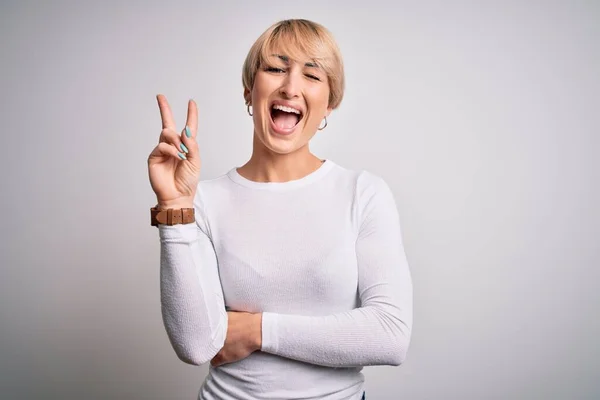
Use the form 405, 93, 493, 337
272, 104, 301, 115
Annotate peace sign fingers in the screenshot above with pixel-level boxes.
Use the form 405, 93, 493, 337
156, 94, 176, 131
185, 98, 198, 140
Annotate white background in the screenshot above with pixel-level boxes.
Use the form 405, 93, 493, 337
1, 1, 598, 399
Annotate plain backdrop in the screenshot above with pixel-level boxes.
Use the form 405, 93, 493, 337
1, 1, 598, 399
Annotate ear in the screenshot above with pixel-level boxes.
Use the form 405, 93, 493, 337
325, 107, 333, 118
244, 88, 251, 105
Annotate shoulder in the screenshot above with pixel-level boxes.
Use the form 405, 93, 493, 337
338, 167, 397, 224
330, 162, 391, 198
190, 171, 232, 232
325, 161, 386, 190
326, 162, 397, 222
194, 169, 236, 203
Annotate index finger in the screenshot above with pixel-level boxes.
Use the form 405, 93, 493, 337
185, 99, 198, 138
156, 94, 176, 130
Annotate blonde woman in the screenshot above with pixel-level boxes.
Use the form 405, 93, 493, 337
147, 19, 413, 400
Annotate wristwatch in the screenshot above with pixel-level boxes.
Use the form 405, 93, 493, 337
150, 205, 195, 227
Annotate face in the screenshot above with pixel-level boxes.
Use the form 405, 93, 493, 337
246, 52, 332, 155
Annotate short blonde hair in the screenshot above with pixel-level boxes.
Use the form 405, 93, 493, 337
242, 19, 345, 109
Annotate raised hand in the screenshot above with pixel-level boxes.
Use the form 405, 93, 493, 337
148, 94, 200, 209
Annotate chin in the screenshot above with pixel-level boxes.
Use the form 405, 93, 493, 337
264, 135, 302, 155
254, 127, 303, 155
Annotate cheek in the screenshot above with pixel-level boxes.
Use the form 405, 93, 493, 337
253, 73, 278, 99
307, 89, 330, 118
309, 98, 329, 123
251, 82, 264, 102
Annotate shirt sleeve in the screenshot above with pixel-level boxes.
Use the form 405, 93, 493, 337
260, 173, 413, 368
158, 188, 227, 365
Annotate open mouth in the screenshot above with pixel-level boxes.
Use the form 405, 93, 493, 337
270, 103, 304, 132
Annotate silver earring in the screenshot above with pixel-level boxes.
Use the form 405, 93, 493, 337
318, 117, 328, 130
247, 104, 253, 116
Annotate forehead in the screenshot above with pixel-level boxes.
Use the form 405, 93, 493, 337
262, 35, 324, 67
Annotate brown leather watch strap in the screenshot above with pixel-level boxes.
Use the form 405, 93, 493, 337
150, 206, 195, 227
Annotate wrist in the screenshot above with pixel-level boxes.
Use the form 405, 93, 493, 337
156, 198, 194, 210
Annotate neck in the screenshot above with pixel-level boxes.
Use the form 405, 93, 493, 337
237, 139, 324, 183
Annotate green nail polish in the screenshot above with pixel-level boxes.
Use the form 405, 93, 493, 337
178, 152, 187, 160
185, 126, 191, 138
180, 143, 189, 153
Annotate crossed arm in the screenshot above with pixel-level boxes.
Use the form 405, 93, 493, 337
158, 177, 413, 368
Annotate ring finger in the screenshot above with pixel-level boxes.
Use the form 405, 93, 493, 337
159, 127, 189, 156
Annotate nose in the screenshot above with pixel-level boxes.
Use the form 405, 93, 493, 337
279, 70, 301, 99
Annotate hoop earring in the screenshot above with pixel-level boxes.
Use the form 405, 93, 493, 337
247, 104, 253, 116
318, 117, 328, 130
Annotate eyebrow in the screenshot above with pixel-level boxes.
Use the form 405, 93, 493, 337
272, 54, 320, 69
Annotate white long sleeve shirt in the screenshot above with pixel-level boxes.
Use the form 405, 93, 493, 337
158, 159, 413, 400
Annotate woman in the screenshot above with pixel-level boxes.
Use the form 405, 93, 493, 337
147, 19, 412, 400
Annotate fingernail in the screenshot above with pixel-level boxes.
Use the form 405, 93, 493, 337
180, 143, 189, 153
178, 152, 187, 160
185, 126, 191, 138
